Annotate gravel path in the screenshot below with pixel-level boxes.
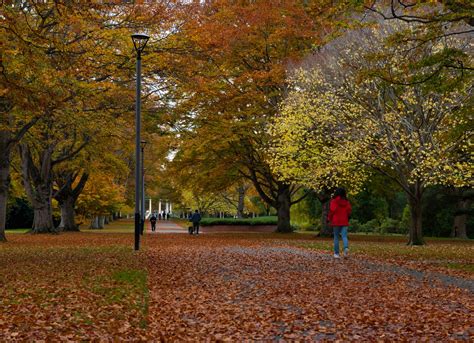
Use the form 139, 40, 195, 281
146, 235, 473, 341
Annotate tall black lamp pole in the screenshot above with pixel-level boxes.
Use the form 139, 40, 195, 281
131, 33, 149, 251
141, 140, 147, 235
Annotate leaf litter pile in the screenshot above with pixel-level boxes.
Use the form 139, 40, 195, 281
1, 232, 473, 340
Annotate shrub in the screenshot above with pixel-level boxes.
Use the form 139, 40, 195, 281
290, 223, 300, 231
360, 219, 379, 234
400, 205, 411, 233
6, 197, 33, 229
200, 216, 278, 226
292, 221, 318, 231
379, 218, 401, 235
348, 219, 361, 233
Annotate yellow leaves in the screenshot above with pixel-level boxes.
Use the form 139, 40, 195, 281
271, 16, 472, 194
77, 172, 125, 217
270, 67, 367, 192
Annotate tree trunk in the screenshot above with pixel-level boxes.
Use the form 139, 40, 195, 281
98, 216, 105, 229
453, 197, 471, 239
316, 192, 332, 237
0, 106, 39, 240
20, 144, 55, 234
104, 215, 109, 225
319, 199, 332, 236
407, 186, 424, 245
276, 185, 292, 233
59, 197, 78, 231
90, 216, 100, 229
236, 186, 246, 218
54, 171, 88, 232
33, 201, 55, 233
0, 191, 7, 242
0, 150, 10, 242
0, 132, 12, 242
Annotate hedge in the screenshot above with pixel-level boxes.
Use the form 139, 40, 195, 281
200, 216, 278, 226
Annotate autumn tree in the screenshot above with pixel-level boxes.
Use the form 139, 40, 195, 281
363, 2, 474, 238
159, 1, 348, 232
76, 170, 126, 229
20, 118, 91, 233
366, 1, 474, 28
0, 3, 56, 240
1, 1, 173, 235
362, 1, 473, 81
272, 19, 472, 245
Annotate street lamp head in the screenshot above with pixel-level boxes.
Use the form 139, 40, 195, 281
131, 33, 150, 54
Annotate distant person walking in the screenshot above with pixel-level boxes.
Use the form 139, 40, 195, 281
150, 214, 157, 232
190, 210, 202, 235
328, 187, 351, 258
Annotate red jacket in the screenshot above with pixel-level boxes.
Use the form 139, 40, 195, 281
328, 196, 351, 226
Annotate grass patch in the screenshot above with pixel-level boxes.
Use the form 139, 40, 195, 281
112, 269, 149, 328
82, 219, 134, 233
88, 268, 149, 327
201, 216, 277, 226
298, 235, 474, 275
171, 218, 190, 228
112, 269, 146, 285
5, 228, 30, 234
445, 263, 474, 273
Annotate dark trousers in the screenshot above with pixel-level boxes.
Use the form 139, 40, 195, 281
151, 222, 156, 231
193, 222, 200, 234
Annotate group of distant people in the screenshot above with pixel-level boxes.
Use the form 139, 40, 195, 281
149, 211, 171, 232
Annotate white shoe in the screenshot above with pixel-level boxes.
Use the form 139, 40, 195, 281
334, 254, 340, 259
343, 248, 349, 257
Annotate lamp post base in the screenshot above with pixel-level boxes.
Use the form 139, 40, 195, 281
134, 212, 140, 250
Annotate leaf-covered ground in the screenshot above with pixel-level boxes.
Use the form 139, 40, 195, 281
0, 234, 148, 341
146, 235, 473, 341
1, 229, 473, 340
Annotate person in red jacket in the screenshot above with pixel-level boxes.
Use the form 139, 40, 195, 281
328, 187, 352, 258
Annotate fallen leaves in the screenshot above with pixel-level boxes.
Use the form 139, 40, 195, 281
145, 235, 474, 341
0, 232, 473, 340
0, 233, 147, 341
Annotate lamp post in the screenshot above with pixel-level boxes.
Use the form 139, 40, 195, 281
141, 140, 147, 235
132, 33, 149, 251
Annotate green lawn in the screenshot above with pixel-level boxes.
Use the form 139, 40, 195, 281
5, 228, 30, 234
5, 219, 136, 234
82, 219, 135, 233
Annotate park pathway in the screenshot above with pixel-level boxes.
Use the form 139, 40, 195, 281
145, 235, 473, 341
147, 220, 187, 234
